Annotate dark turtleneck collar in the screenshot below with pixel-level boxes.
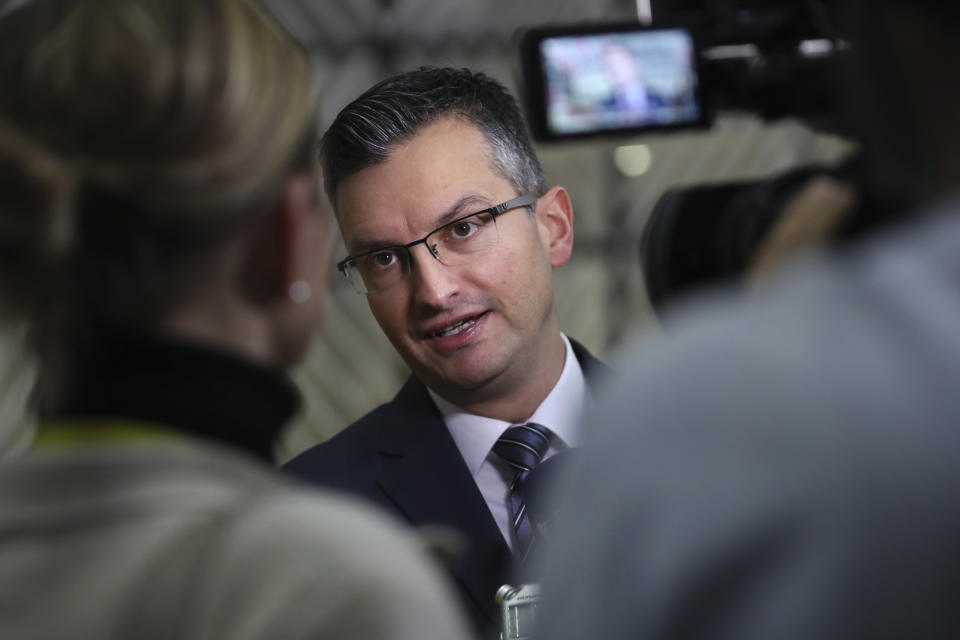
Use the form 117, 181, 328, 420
52, 329, 301, 462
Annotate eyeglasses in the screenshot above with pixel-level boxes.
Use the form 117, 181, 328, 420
337, 193, 538, 294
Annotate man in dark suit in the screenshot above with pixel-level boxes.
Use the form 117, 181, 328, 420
284, 67, 608, 636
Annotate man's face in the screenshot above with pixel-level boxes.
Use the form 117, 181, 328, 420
335, 116, 571, 404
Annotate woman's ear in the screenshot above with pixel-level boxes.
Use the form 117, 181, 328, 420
242, 174, 318, 306
535, 185, 575, 268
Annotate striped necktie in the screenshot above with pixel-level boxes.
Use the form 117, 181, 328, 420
492, 422, 553, 562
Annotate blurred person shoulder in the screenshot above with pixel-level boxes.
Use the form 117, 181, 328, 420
187, 474, 475, 640
535, 197, 960, 640
0, 436, 473, 640
646, 190, 960, 394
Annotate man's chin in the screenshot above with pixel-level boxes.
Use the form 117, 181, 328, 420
420, 361, 508, 401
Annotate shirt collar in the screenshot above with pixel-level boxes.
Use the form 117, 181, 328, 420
429, 334, 587, 476
54, 328, 300, 462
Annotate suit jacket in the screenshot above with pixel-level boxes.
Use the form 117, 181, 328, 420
284, 338, 609, 636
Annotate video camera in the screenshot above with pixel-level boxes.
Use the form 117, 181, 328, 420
518, 0, 864, 310
520, 0, 845, 141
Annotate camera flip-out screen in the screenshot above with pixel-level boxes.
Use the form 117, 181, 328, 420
521, 24, 708, 141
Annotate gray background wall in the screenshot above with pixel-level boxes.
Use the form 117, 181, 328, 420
269, 0, 853, 462
0, 0, 853, 462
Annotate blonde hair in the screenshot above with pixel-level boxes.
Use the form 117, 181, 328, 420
0, 0, 318, 403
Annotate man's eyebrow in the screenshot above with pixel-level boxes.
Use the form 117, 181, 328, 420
432, 194, 494, 227
348, 236, 400, 256
347, 194, 495, 255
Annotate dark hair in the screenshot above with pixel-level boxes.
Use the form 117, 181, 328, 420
320, 66, 547, 207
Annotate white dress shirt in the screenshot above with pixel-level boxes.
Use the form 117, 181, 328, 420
428, 334, 588, 548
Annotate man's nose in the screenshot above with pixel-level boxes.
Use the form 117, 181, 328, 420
408, 243, 459, 307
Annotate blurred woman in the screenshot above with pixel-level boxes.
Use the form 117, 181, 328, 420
0, 0, 470, 637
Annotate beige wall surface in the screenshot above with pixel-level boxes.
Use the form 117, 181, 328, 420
0, 0, 853, 462
277, 114, 852, 462
266, 0, 853, 463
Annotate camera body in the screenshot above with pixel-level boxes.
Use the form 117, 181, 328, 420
519, 1, 846, 142
518, 2, 860, 310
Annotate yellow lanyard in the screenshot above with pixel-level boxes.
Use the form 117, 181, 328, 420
33, 420, 186, 451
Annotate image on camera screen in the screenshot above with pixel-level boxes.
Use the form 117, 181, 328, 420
540, 28, 701, 136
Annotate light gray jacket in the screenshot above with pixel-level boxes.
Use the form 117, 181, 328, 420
0, 436, 472, 639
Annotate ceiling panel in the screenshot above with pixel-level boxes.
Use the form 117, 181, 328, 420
266, 0, 639, 54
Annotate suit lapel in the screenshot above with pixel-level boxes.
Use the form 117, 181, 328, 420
570, 337, 613, 389
370, 378, 510, 623
367, 341, 608, 624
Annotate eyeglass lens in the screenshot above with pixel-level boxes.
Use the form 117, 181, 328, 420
348, 210, 499, 293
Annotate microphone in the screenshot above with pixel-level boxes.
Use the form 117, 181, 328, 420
498, 450, 578, 640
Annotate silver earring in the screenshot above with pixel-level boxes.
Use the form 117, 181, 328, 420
288, 279, 311, 304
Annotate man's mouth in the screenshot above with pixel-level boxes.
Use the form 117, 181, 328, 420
431, 313, 485, 338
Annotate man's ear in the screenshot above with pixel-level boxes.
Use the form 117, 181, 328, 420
242, 174, 316, 306
535, 185, 575, 268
